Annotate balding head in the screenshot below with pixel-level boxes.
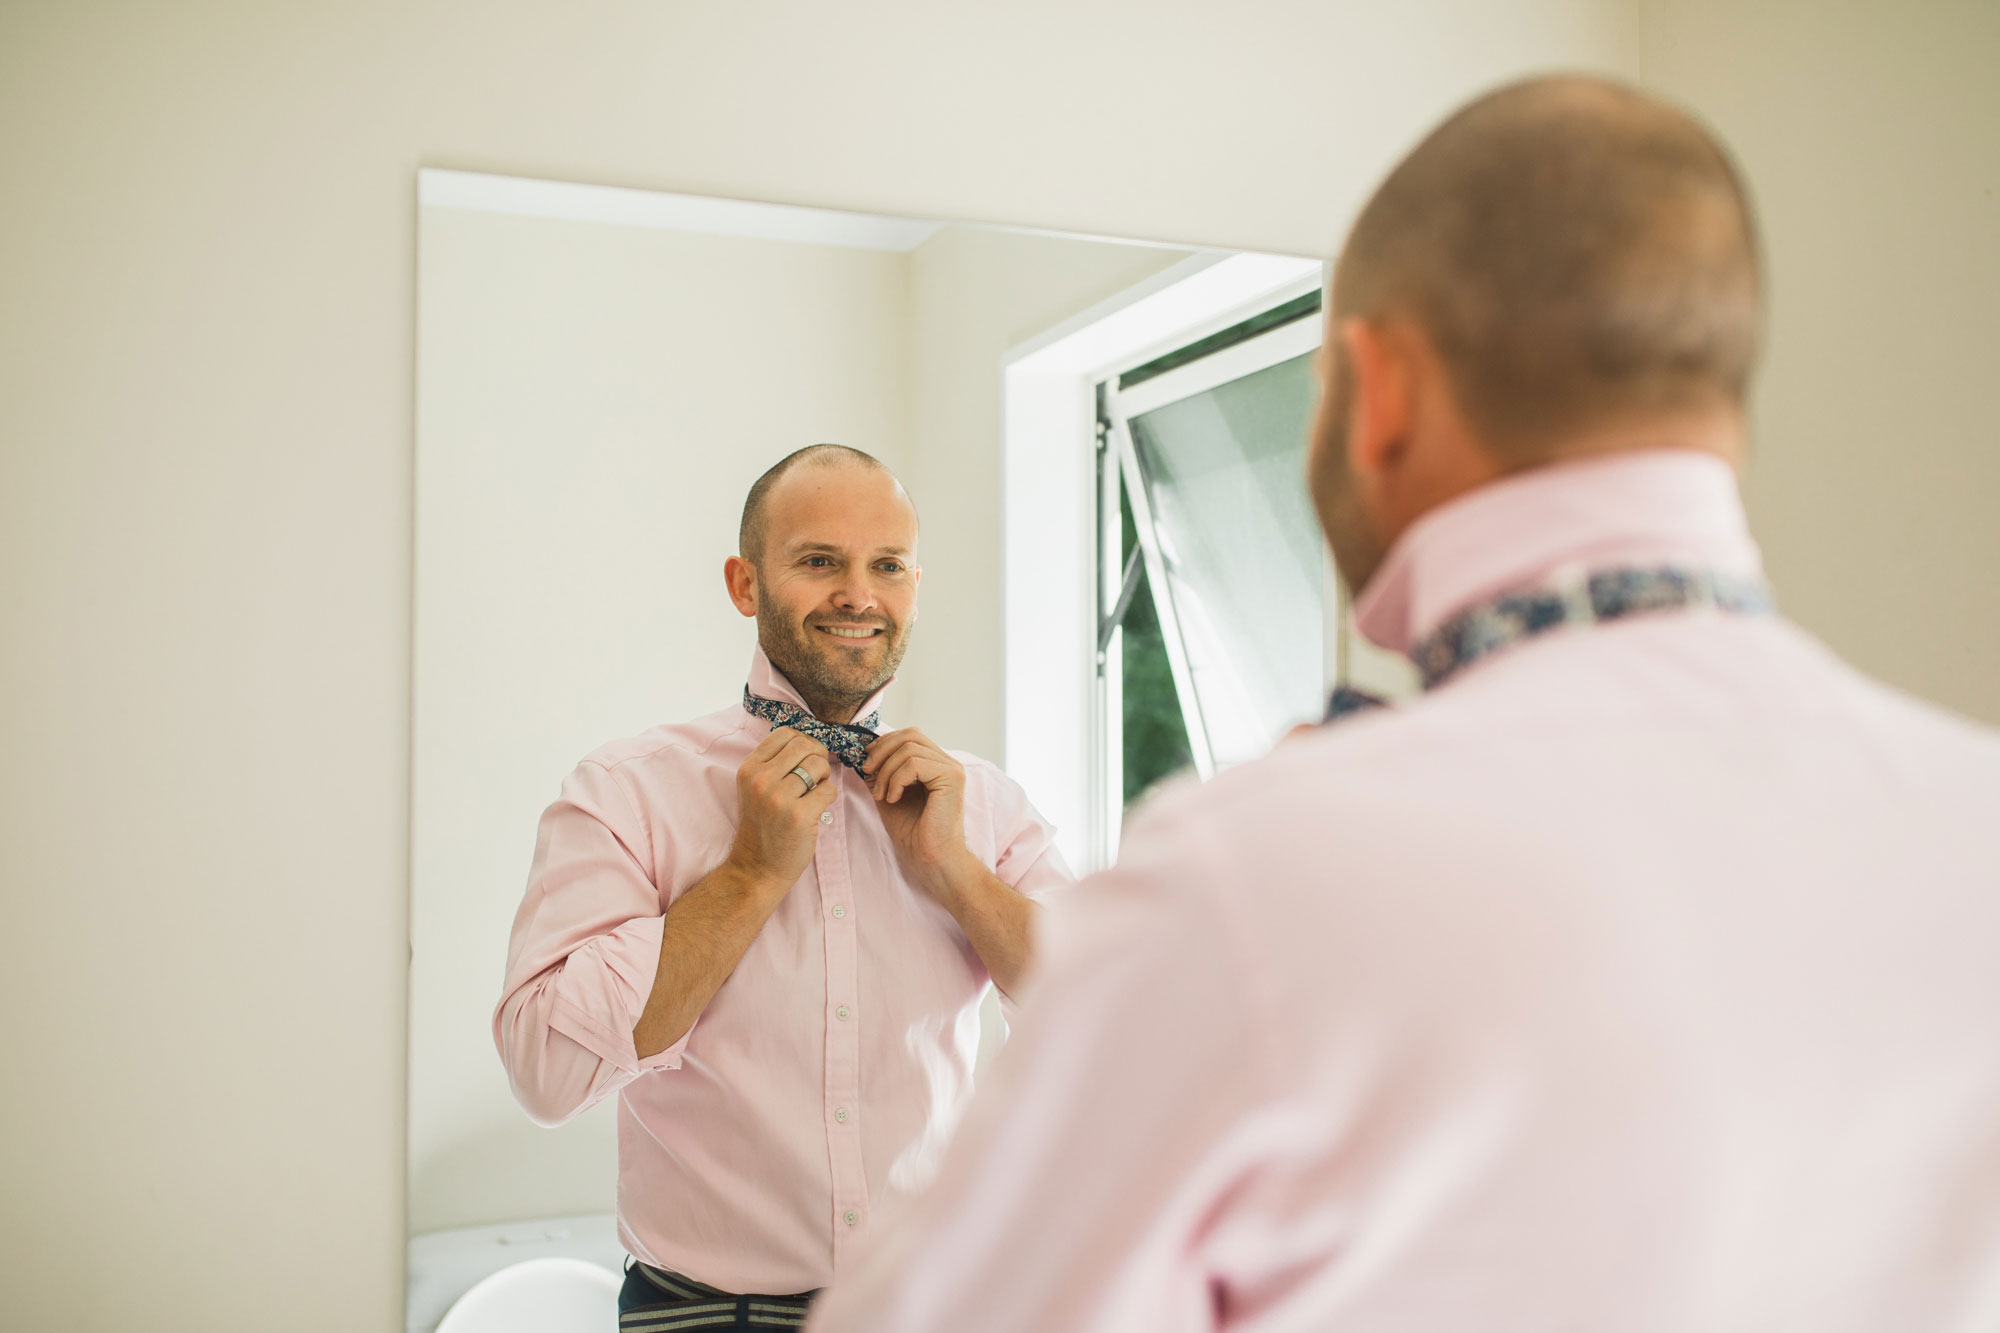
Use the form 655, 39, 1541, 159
739, 443, 901, 567
1333, 75, 1762, 457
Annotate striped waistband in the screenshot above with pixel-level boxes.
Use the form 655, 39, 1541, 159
621, 1261, 815, 1331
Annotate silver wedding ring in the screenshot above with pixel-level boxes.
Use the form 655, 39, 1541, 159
788, 764, 817, 794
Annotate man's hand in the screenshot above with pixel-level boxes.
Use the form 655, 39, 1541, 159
631, 729, 837, 1061
866, 726, 1038, 996
865, 727, 975, 897
728, 727, 839, 892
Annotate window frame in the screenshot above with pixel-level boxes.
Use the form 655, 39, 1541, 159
1091, 301, 1332, 865
1001, 251, 1329, 875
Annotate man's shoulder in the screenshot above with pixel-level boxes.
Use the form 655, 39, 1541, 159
1119, 623, 2000, 895
941, 745, 1034, 807
1106, 702, 1537, 910
1121, 725, 1394, 847
942, 745, 1006, 780
576, 701, 758, 779
1819, 640, 2000, 755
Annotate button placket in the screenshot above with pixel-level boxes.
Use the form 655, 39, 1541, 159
815, 776, 869, 1263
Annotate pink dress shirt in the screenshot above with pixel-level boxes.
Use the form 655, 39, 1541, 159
494, 647, 1071, 1295
808, 450, 2000, 1332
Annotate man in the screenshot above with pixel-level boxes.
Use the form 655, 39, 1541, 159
808, 76, 2000, 1332
494, 445, 1069, 1326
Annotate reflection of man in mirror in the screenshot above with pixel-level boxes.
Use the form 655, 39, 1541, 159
494, 445, 1070, 1324
809, 76, 2000, 1332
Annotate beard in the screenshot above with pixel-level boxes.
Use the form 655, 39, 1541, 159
755, 590, 910, 721
1308, 341, 1391, 598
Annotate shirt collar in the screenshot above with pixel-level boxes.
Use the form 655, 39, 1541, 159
1353, 448, 1765, 656
745, 643, 895, 726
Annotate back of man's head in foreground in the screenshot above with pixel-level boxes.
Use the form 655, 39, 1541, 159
1311, 74, 1764, 591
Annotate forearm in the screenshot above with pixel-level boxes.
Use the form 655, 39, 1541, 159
931, 855, 1037, 998
633, 858, 789, 1059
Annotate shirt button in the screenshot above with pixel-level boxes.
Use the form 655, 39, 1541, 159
835, 1005, 850, 1021
831, 905, 846, 919
844, 1210, 859, 1226
835, 1107, 849, 1123
820, 810, 834, 825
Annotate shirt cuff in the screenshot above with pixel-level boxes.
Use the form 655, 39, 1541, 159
1008, 842, 1075, 906
547, 914, 690, 1073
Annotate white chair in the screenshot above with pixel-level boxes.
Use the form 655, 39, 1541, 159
434, 1257, 622, 1333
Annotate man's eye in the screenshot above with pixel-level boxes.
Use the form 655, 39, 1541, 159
805, 556, 833, 568
877, 562, 904, 574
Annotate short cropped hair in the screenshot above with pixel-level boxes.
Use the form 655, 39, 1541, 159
1333, 75, 1763, 457
738, 443, 894, 564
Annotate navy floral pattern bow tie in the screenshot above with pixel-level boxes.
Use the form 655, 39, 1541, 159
1326, 566, 1774, 724
743, 687, 883, 773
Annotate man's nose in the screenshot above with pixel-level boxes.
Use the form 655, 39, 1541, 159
828, 574, 878, 613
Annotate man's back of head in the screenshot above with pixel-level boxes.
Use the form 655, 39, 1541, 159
1311, 74, 1767, 594
1336, 74, 1762, 460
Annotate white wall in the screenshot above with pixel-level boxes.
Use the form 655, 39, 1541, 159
10, 0, 1992, 1328
410, 207, 912, 1234
1643, 0, 2000, 723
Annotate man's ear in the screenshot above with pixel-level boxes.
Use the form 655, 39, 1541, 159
724, 555, 758, 618
1340, 317, 1415, 480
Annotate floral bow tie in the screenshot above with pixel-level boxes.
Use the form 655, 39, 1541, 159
743, 688, 883, 773
1326, 565, 1774, 724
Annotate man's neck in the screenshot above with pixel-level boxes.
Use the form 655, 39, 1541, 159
1352, 444, 1759, 656
773, 666, 868, 725
802, 694, 866, 726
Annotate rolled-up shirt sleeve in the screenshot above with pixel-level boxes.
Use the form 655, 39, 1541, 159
970, 761, 1074, 1018
978, 761, 1074, 905
494, 758, 688, 1128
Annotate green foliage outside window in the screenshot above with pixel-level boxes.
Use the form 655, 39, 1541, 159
1119, 490, 1194, 804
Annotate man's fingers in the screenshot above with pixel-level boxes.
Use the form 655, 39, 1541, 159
745, 730, 830, 795
866, 730, 941, 781
769, 741, 833, 801
864, 727, 933, 775
764, 730, 830, 775
744, 726, 813, 778
873, 752, 915, 803
875, 749, 944, 804
868, 742, 927, 798
783, 749, 833, 796
747, 724, 802, 763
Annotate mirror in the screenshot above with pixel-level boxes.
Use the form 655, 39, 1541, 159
406, 170, 1408, 1329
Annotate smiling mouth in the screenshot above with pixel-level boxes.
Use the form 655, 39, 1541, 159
815, 625, 884, 641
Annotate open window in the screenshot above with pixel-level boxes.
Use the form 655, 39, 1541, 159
1094, 293, 1332, 828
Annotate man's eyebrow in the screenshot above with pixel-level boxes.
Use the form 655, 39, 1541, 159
783, 540, 913, 557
